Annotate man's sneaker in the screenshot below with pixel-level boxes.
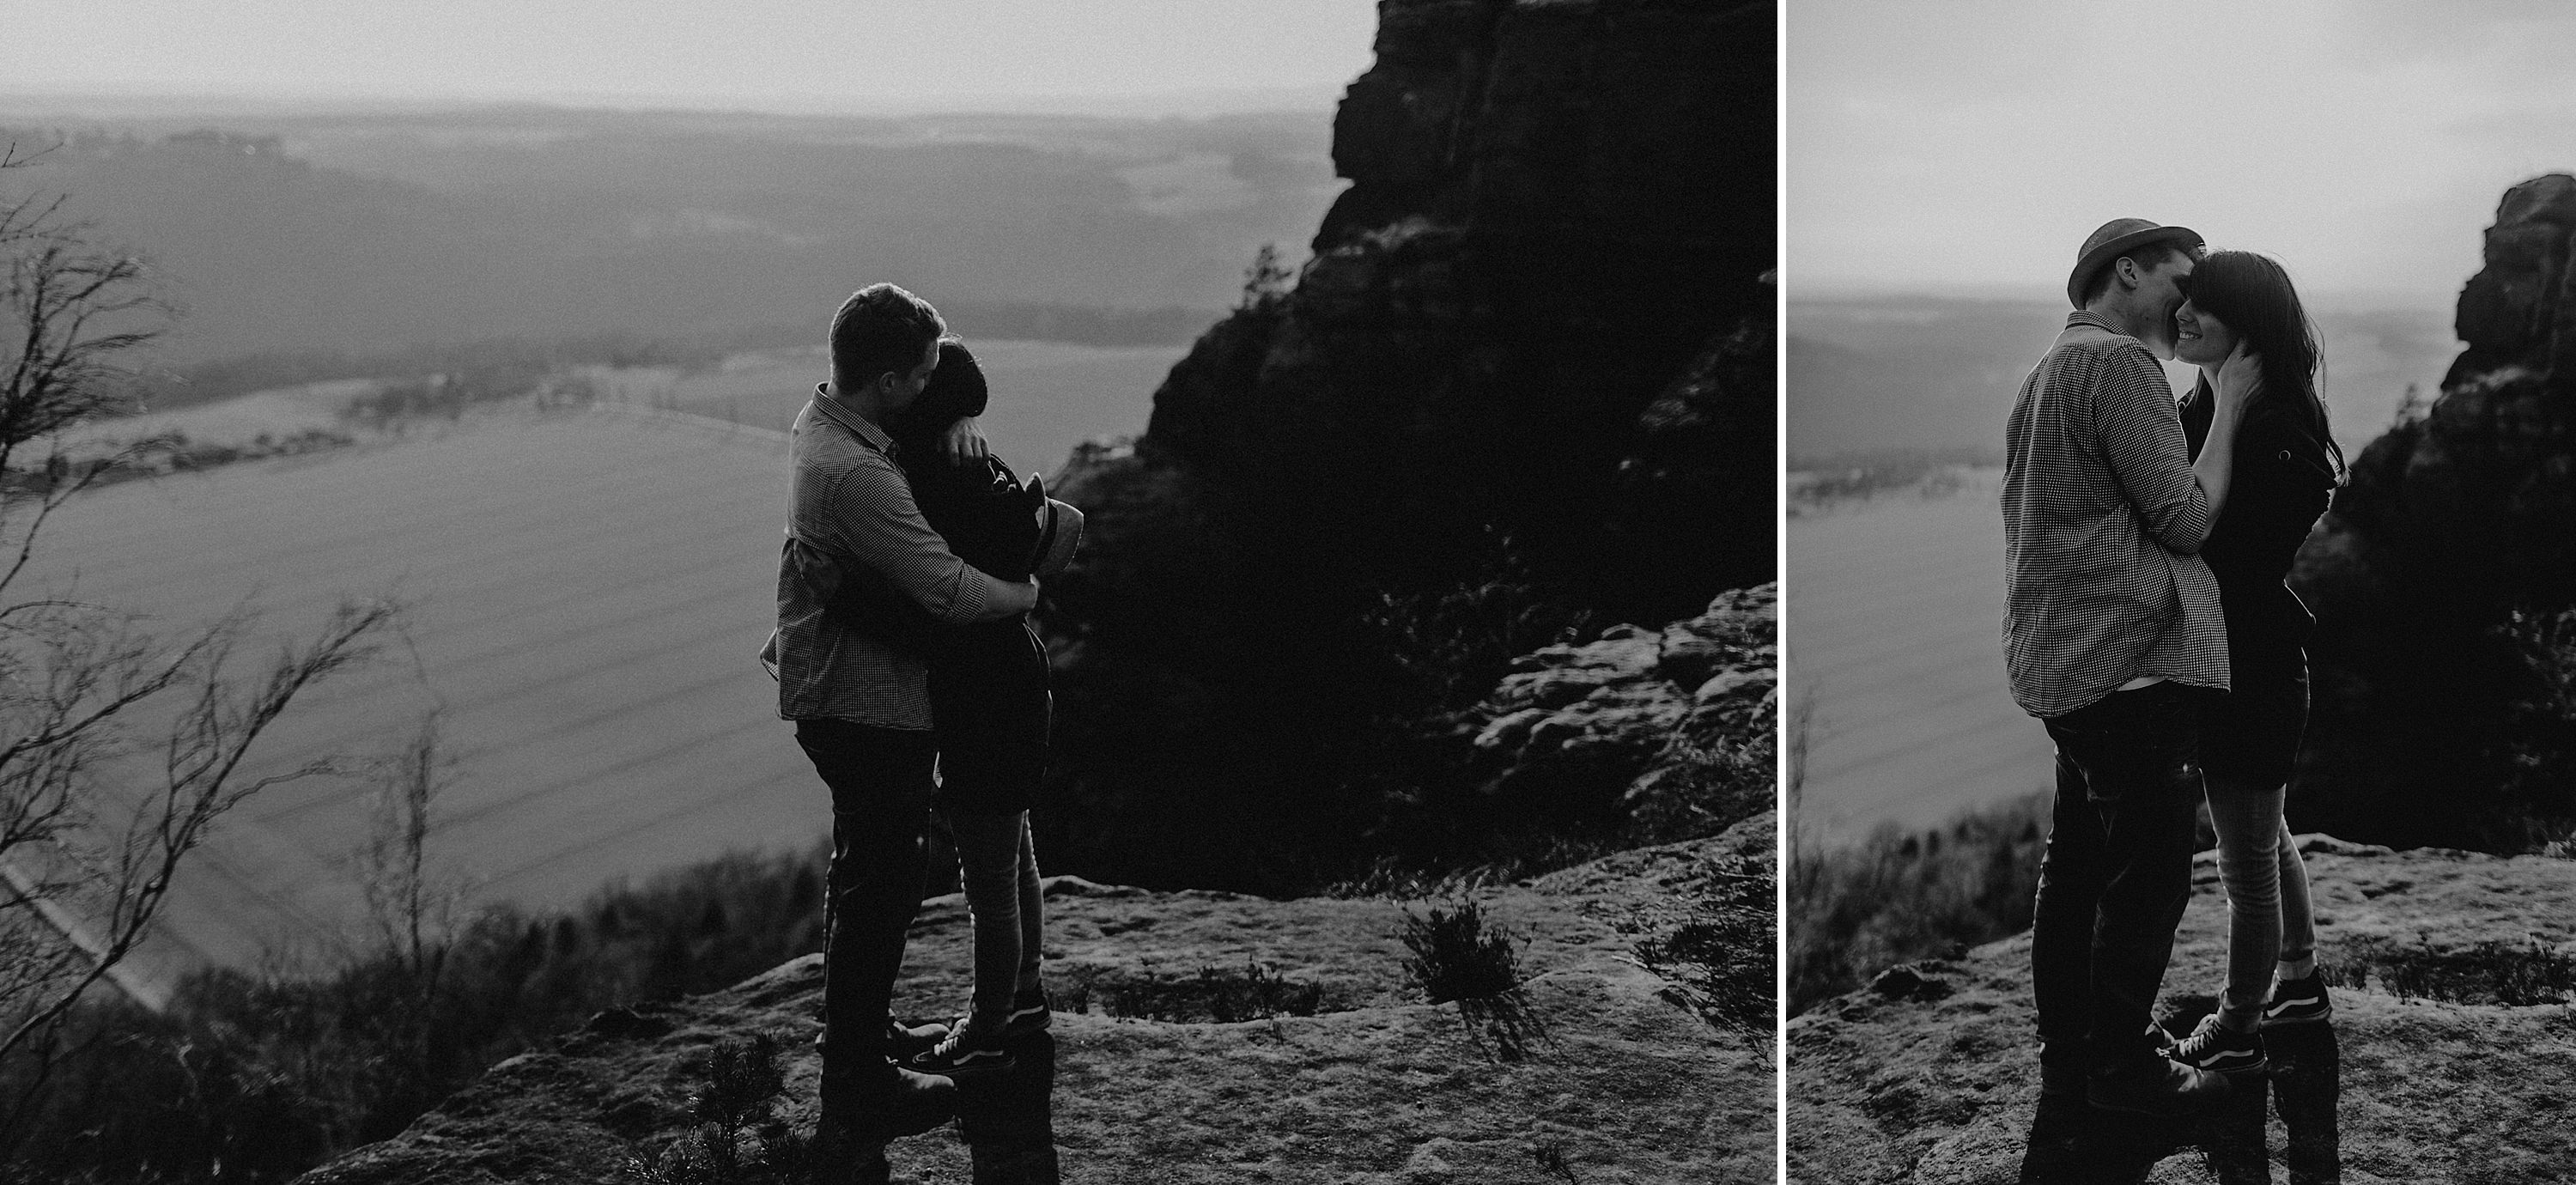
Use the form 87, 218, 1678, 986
886, 1018, 950, 1060
908, 1018, 1018, 1078
2261, 973, 2334, 1029
829, 1066, 957, 1139
2086, 1054, 2232, 1116
810, 1019, 951, 1062
2166, 1013, 2268, 1076
1000, 988, 1052, 1037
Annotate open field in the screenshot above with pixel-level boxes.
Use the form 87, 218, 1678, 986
585, 338, 1185, 478
60, 379, 376, 459
1789, 469, 2052, 846
30, 336, 1178, 994
20, 408, 842, 989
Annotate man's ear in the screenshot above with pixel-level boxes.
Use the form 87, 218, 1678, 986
2110, 255, 2142, 293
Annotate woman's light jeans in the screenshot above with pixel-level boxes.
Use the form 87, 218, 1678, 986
946, 808, 1044, 1025
2205, 776, 2317, 1030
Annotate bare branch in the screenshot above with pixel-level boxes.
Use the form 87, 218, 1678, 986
0, 149, 412, 1150
0, 599, 399, 1071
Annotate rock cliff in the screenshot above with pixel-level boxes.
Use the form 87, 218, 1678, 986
1445, 583, 1777, 852
2293, 173, 2576, 849
295, 815, 1776, 1185
1042, 0, 1777, 891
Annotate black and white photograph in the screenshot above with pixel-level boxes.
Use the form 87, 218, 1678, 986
1788, 2, 2576, 1181
0, 1, 1777, 1182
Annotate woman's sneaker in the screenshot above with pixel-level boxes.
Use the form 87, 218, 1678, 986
909, 1017, 1017, 1078
1001, 988, 1052, 1037
2167, 1013, 2268, 1076
2262, 973, 2333, 1028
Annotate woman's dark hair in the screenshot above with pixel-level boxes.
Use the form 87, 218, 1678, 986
2183, 250, 2346, 482
892, 337, 987, 444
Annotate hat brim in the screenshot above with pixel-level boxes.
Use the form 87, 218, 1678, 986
2068, 226, 2202, 308
1033, 499, 1084, 580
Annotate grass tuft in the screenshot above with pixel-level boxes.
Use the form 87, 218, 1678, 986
1055, 961, 1333, 1024
1789, 792, 2050, 1015
1619, 853, 1773, 1052
2324, 935, 2576, 1007
1400, 902, 1547, 1060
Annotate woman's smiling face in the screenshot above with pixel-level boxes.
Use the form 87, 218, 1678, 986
2172, 298, 2239, 368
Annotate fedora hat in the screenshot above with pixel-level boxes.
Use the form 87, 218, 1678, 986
1024, 474, 1084, 580
2068, 218, 2202, 308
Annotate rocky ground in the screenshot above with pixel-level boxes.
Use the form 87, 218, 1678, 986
1789, 838, 2576, 1183
294, 815, 1773, 1185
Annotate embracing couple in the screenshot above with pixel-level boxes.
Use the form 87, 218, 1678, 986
2002, 221, 2347, 1118
760, 283, 1082, 1166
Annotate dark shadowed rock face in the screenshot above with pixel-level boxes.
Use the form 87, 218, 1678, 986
1040, 0, 1776, 892
2294, 173, 2576, 849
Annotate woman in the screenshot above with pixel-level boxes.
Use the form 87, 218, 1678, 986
835, 337, 1064, 1078
2163, 251, 2346, 1074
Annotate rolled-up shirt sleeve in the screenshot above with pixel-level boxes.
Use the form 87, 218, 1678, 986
825, 454, 1017, 623
2094, 348, 2212, 555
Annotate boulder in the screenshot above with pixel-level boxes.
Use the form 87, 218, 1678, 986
1452, 582, 1777, 832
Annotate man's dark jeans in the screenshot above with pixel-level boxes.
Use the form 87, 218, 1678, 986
795, 717, 939, 1113
2031, 681, 2208, 1076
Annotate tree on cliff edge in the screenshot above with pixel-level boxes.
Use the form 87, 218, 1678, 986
0, 141, 397, 1158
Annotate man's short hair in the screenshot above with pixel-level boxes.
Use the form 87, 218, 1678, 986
2076, 240, 2196, 307
829, 284, 946, 393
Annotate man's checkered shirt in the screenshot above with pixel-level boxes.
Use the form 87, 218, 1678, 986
2001, 313, 2229, 718
762, 388, 1016, 729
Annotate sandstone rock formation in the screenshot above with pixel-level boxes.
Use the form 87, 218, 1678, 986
1789, 839, 2576, 1183
1041, 0, 1776, 891
295, 816, 1777, 1185
1459, 582, 1777, 842
2293, 173, 2576, 849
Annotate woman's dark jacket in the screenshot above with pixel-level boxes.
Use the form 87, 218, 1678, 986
825, 368, 1045, 664
2178, 383, 2339, 683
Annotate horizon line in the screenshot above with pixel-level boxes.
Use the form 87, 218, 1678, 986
1789, 277, 2463, 310
0, 82, 1347, 122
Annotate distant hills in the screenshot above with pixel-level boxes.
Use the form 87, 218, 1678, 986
0, 104, 1344, 362
1789, 295, 2459, 466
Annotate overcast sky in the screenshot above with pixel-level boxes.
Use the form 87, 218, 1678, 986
1790, 0, 2576, 303
2, 1, 1381, 114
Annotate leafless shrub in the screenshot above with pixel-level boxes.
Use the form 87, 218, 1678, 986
0, 138, 401, 1158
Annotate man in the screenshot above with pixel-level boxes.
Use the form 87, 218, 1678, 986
2002, 218, 2253, 1116
762, 283, 1041, 1152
